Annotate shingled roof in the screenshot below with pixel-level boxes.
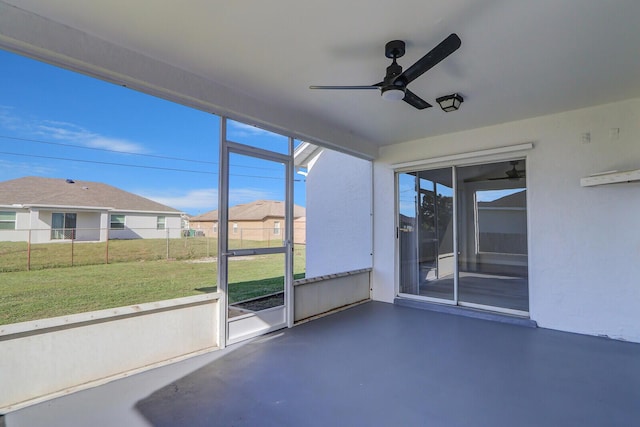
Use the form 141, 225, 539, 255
0, 176, 181, 213
191, 200, 305, 222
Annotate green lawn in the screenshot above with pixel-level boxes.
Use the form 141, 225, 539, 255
0, 239, 306, 325
0, 237, 225, 272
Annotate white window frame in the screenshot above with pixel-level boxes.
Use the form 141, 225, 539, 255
0, 211, 16, 230
157, 216, 166, 230
110, 214, 125, 230
273, 220, 281, 236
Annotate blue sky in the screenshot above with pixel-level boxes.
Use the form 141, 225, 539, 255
0, 49, 305, 216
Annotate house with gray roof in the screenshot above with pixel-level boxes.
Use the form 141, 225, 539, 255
0, 176, 184, 243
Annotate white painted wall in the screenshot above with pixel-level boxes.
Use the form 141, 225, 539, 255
373, 98, 640, 343
0, 294, 220, 411
0, 210, 182, 242
294, 269, 371, 322
306, 149, 373, 277
0, 209, 28, 241
109, 213, 182, 240
75, 211, 102, 241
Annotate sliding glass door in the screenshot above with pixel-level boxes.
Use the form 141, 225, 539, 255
398, 170, 455, 302
398, 160, 529, 315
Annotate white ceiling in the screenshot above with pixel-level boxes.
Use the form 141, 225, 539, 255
4, 0, 640, 152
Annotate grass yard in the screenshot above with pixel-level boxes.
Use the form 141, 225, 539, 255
0, 236, 286, 272
0, 240, 306, 325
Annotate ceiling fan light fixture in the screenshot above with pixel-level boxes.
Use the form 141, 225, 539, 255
436, 93, 464, 112
381, 86, 405, 101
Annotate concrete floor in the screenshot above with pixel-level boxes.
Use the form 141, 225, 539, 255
6, 301, 640, 427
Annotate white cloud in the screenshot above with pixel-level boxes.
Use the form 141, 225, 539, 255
140, 188, 219, 213
86, 136, 146, 153
0, 106, 23, 131
37, 121, 146, 153
0, 108, 147, 154
228, 120, 276, 138
37, 120, 94, 141
0, 159, 55, 178
140, 186, 278, 215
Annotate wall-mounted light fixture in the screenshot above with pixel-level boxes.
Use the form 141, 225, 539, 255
436, 93, 463, 112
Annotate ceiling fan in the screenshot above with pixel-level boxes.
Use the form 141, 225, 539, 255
309, 33, 461, 110
463, 161, 526, 183
495, 161, 526, 180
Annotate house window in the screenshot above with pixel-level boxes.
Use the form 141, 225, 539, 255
213, 224, 218, 233
0, 211, 16, 230
273, 221, 281, 235
157, 216, 166, 230
110, 214, 125, 230
51, 212, 77, 239
233, 223, 238, 234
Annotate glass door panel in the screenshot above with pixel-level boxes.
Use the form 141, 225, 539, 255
228, 252, 285, 318
456, 161, 529, 313
398, 169, 454, 301
398, 172, 419, 294
227, 152, 287, 249
417, 169, 455, 300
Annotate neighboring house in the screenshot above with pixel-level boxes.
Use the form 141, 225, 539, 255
189, 200, 306, 243
0, 176, 184, 243
477, 190, 527, 256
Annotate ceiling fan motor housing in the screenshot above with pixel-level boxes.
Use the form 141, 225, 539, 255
385, 40, 406, 59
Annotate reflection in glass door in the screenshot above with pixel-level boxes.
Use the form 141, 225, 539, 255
398, 160, 529, 315
457, 162, 528, 313
398, 169, 455, 302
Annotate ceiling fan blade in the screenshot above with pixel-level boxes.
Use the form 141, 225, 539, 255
309, 85, 380, 90
403, 89, 432, 110
398, 33, 461, 85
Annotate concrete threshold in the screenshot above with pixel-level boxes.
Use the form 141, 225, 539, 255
394, 297, 538, 328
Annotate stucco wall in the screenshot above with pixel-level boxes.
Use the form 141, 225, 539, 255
109, 213, 182, 240
306, 149, 373, 277
0, 294, 220, 411
373, 98, 640, 343
0, 210, 182, 242
0, 209, 29, 242
228, 218, 284, 242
